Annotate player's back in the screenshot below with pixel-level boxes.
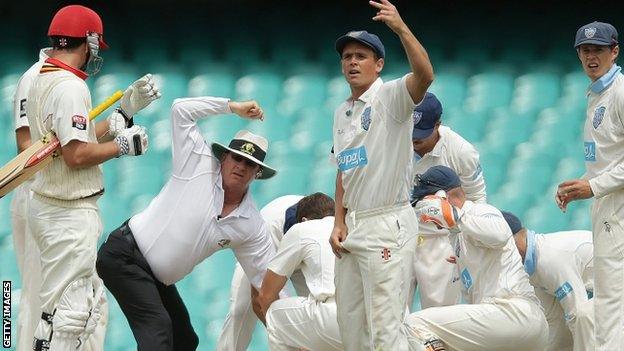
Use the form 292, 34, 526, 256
536, 230, 593, 292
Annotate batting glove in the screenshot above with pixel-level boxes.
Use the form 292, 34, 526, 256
415, 191, 462, 229
107, 111, 127, 136
114, 125, 148, 157
119, 73, 161, 119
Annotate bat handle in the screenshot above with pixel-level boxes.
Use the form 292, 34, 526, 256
89, 90, 123, 120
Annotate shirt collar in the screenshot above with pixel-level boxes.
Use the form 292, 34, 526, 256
39, 48, 52, 61
44, 58, 88, 81
215, 174, 254, 220
348, 77, 383, 104
523, 229, 538, 276
588, 64, 621, 94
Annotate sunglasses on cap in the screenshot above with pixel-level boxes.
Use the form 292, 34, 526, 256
415, 173, 449, 190
230, 153, 260, 168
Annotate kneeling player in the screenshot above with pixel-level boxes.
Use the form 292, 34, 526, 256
254, 193, 342, 351
503, 211, 594, 351
405, 166, 548, 351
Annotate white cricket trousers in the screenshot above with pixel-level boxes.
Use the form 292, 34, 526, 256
592, 191, 624, 351
335, 203, 417, 351
28, 197, 107, 350
536, 288, 594, 351
266, 296, 342, 351
10, 182, 43, 351
405, 297, 548, 351
411, 234, 460, 309
217, 263, 257, 351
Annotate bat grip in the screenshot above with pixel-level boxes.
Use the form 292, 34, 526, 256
133, 134, 142, 155
89, 90, 124, 120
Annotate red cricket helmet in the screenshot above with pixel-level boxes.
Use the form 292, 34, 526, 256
48, 5, 109, 49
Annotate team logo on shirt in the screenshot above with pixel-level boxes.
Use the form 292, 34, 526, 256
555, 281, 573, 301
217, 239, 231, 248
71, 115, 87, 130
585, 27, 596, 38
412, 110, 423, 125
381, 248, 391, 262
593, 106, 605, 129
361, 106, 372, 131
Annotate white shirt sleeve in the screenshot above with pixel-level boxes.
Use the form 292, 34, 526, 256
459, 204, 512, 249
13, 75, 31, 130
169, 96, 231, 178
52, 80, 91, 147
455, 143, 487, 203
233, 223, 276, 289
268, 224, 304, 278
588, 89, 624, 197
539, 253, 590, 334
378, 74, 417, 124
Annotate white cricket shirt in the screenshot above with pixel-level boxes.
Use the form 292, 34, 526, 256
27, 58, 103, 207
130, 97, 274, 287
413, 125, 487, 236
449, 201, 539, 305
13, 48, 50, 130
584, 65, 624, 198
526, 230, 593, 325
268, 216, 336, 301
331, 76, 416, 211
259, 194, 309, 296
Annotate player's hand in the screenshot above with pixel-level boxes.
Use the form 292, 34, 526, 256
120, 74, 161, 117
556, 179, 594, 212
114, 125, 148, 157
415, 191, 462, 229
369, 0, 408, 35
229, 100, 264, 120
329, 223, 350, 259
107, 111, 127, 136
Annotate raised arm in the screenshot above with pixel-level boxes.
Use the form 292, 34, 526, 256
369, 0, 434, 103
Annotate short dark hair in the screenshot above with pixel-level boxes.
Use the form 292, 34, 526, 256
296, 192, 334, 222
49, 36, 85, 50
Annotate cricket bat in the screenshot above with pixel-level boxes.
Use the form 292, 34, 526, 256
0, 90, 123, 199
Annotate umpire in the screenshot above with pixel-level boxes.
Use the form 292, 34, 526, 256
96, 96, 277, 351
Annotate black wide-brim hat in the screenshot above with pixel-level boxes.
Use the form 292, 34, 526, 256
211, 130, 276, 180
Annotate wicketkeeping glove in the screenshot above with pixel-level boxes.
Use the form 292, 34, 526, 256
415, 190, 462, 229
119, 73, 161, 119
114, 125, 148, 157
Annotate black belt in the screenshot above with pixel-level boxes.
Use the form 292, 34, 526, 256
119, 220, 138, 248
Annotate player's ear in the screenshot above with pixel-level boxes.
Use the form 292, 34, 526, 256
375, 58, 384, 74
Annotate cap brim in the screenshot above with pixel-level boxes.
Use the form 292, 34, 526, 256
412, 128, 434, 140
211, 142, 276, 179
575, 39, 613, 48
335, 36, 382, 58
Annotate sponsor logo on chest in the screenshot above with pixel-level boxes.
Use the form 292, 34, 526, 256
336, 145, 369, 171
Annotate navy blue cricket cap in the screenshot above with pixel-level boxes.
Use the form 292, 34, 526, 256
412, 92, 443, 140
575, 21, 619, 48
283, 203, 298, 234
412, 165, 461, 202
501, 210, 523, 235
335, 30, 385, 58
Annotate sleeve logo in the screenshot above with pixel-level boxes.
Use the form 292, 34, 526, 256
337, 145, 368, 171
72, 115, 87, 130
584, 141, 596, 162
461, 268, 472, 290
555, 281, 573, 301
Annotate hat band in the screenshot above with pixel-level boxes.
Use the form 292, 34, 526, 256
229, 139, 266, 162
